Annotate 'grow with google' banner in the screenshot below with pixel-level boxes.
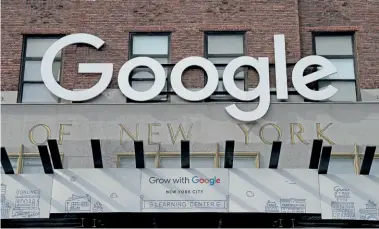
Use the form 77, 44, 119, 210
148, 175, 221, 186
141, 169, 229, 212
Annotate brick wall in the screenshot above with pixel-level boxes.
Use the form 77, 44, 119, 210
299, 0, 379, 89
1, 0, 378, 94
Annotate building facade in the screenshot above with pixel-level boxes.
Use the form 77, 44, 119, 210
1, 0, 379, 173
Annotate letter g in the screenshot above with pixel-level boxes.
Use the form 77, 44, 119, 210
41, 33, 113, 101
223, 56, 270, 122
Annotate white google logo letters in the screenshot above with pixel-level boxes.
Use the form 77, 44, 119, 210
41, 33, 338, 122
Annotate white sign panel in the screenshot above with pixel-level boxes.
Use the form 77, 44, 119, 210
1, 174, 53, 219
50, 169, 141, 213
141, 169, 229, 212
229, 169, 321, 213
319, 174, 379, 221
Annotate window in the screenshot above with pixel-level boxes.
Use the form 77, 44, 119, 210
159, 153, 215, 168
129, 33, 170, 102
21, 156, 44, 174
159, 155, 181, 168
314, 34, 357, 102
0, 151, 64, 174
118, 153, 156, 168
116, 152, 215, 168
19, 37, 62, 103
116, 151, 259, 168
205, 32, 245, 100
328, 152, 359, 175
369, 157, 379, 175
219, 152, 260, 168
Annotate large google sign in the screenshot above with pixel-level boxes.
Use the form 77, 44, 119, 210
40, 33, 338, 122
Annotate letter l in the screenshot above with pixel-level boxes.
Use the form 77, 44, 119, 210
274, 34, 288, 100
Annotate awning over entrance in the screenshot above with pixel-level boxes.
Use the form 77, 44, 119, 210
1, 139, 378, 228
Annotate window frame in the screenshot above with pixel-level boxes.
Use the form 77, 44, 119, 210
18, 35, 64, 103
158, 152, 217, 168
311, 32, 360, 101
327, 144, 360, 175
115, 151, 260, 168
117, 152, 158, 168
1, 145, 64, 174
128, 32, 172, 103
19, 152, 64, 174
329, 152, 360, 175
204, 31, 247, 102
218, 151, 260, 168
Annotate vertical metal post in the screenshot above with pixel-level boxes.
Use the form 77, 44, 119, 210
181, 140, 190, 168
1, 147, 15, 174
134, 141, 145, 169
318, 146, 332, 174
360, 146, 376, 175
48, 139, 63, 169
309, 139, 323, 169
269, 141, 282, 169
224, 140, 235, 168
91, 139, 103, 168
37, 145, 54, 174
